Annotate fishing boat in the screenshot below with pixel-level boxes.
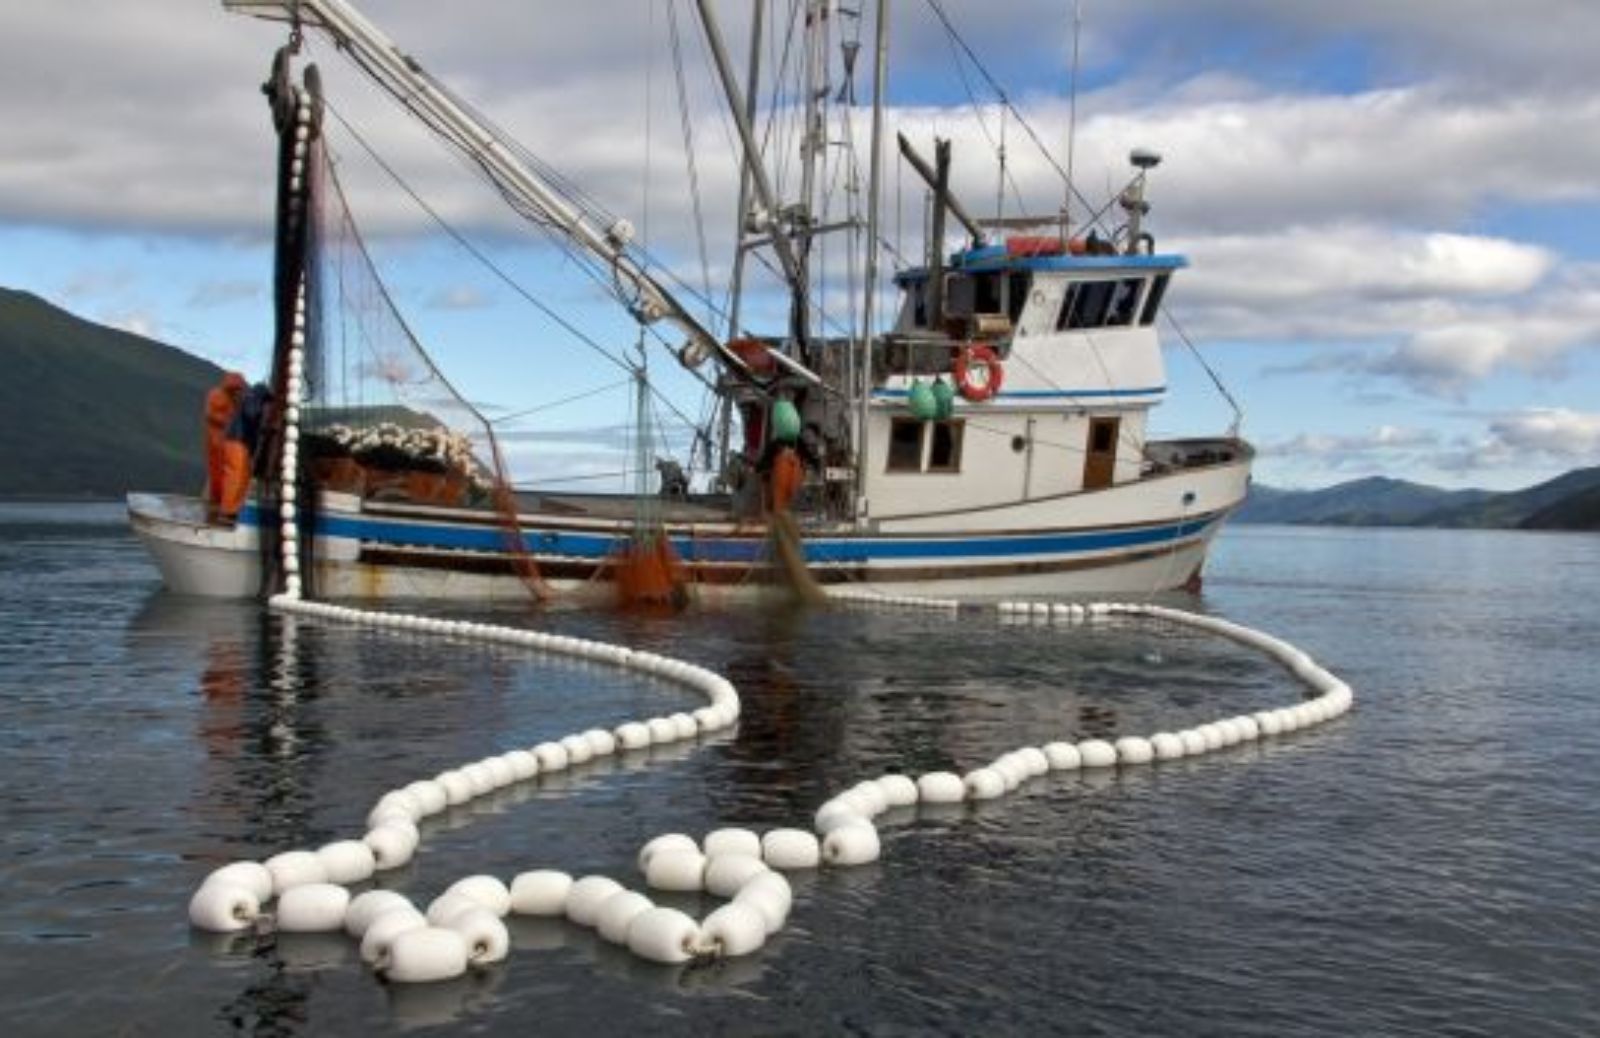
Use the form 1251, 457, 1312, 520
129, 0, 1252, 602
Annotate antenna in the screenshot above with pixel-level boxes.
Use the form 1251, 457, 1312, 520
1064, 0, 1082, 235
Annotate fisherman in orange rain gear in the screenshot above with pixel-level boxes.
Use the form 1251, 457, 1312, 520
204, 372, 247, 522
217, 381, 274, 527
766, 443, 805, 515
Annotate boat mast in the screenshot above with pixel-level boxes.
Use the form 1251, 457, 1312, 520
715, 0, 766, 486
796, 0, 832, 353
856, 0, 888, 522
693, 0, 806, 343
1064, 0, 1082, 236
724, 1, 766, 341
221, 0, 745, 375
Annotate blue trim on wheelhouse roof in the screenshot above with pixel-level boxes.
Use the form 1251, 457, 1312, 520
895, 252, 1187, 284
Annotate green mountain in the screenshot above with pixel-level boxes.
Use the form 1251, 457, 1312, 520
1236, 476, 1492, 526
0, 288, 224, 497
1239, 468, 1600, 532
1418, 466, 1600, 529
1521, 483, 1600, 530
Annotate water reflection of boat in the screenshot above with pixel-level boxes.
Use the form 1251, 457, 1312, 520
131, 0, 1251, 601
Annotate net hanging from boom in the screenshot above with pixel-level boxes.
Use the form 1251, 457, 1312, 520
297, 134, 549, 601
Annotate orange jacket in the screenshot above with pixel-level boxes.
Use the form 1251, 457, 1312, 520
205, 372, 248, 445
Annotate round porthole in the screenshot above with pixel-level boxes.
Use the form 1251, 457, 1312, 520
1011, 435, 1027, 453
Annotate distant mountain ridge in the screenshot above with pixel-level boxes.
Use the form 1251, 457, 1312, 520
1239, 468, 1600, 532
0, 288, 223, 497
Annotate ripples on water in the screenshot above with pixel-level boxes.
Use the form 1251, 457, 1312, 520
0, 504, 1596, 1035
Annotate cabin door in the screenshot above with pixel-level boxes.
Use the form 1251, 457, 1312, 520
1083, 417, 1119, 490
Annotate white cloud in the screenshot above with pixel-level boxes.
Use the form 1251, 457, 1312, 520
1259, 425, 1441, 467
1438, 408, 1600, 472
1179, 227, 1551, 307
1185, 241, 1600, 398
102, 309, 161, 340
5, 0, 1600, 410
1487, 408, 1600, 459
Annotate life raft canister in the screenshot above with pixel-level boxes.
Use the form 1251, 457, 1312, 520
1005, 235, 1067, 258
953, 344, 1004, 402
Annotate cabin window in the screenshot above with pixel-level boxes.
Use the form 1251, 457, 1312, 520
1090, 419, 1117, 454
1140, 273, 1171, 326
885, 418, 964, 473
911, 284, 928, 328
887, 419, 924, 472
1106, 278, 1144, 327
973, 273, 1004, 315
1066, 280, 1116, 329
927, 420, 964, 472
1055, 283, 1080, 331
943, 274, 976, 317
1006, 273, 1031, 323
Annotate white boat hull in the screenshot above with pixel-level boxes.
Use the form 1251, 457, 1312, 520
128, 450, 1248, 601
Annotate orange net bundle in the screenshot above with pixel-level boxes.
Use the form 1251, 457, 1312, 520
609, 369, 690, 610
612, 533, 690, 611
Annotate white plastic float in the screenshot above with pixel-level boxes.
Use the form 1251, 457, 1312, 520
189, 587, 1355, 984
188, 218, 1357, 988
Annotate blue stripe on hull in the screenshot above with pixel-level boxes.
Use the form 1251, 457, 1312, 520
242, 504, 1219, 565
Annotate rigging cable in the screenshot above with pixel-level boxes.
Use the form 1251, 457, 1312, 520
666, 0, 716, 321
1164, 310, 1245, 434
323, 100, 634, 377
923, 0, 1109, 234
491, 379, 633, 427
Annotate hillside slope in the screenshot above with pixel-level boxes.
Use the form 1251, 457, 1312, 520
1418, 466, 1600, 529
1235, 476, 1491, 526
1239, 468, 1600, 532
0, 288, 224, 497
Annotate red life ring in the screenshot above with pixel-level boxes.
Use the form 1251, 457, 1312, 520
953, 344, 1004, 402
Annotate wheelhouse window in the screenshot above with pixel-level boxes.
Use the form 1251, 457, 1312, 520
886, 417, 965, 474
1006, 272, 1031, 323
1106, 278, 1144, 326
1065, 279, 1116, 329
972, 273, 1003, 315
887, 418, 924, 472
1139, 273, 1171, 326
928, 421, 964, 472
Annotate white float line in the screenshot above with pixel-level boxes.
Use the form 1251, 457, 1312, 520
827, 588, 963, 614
189, 589, 1352, 986
808, 596, 1353, 830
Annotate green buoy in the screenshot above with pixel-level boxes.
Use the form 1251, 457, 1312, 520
771, 399, 802, 443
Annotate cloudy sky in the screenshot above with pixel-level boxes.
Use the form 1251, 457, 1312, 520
3, 0, 1598, 490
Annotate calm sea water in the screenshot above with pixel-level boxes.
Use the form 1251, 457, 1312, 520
1, 502, 1597, 1036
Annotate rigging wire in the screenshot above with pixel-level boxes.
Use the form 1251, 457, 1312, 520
666, 0, 716, 320
922, 0, 1108, 233
1164, 310, 1245, 434
491, 379, 634, 426
323, 100, 635, 377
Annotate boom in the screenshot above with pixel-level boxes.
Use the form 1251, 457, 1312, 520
222, 0, 742, 375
